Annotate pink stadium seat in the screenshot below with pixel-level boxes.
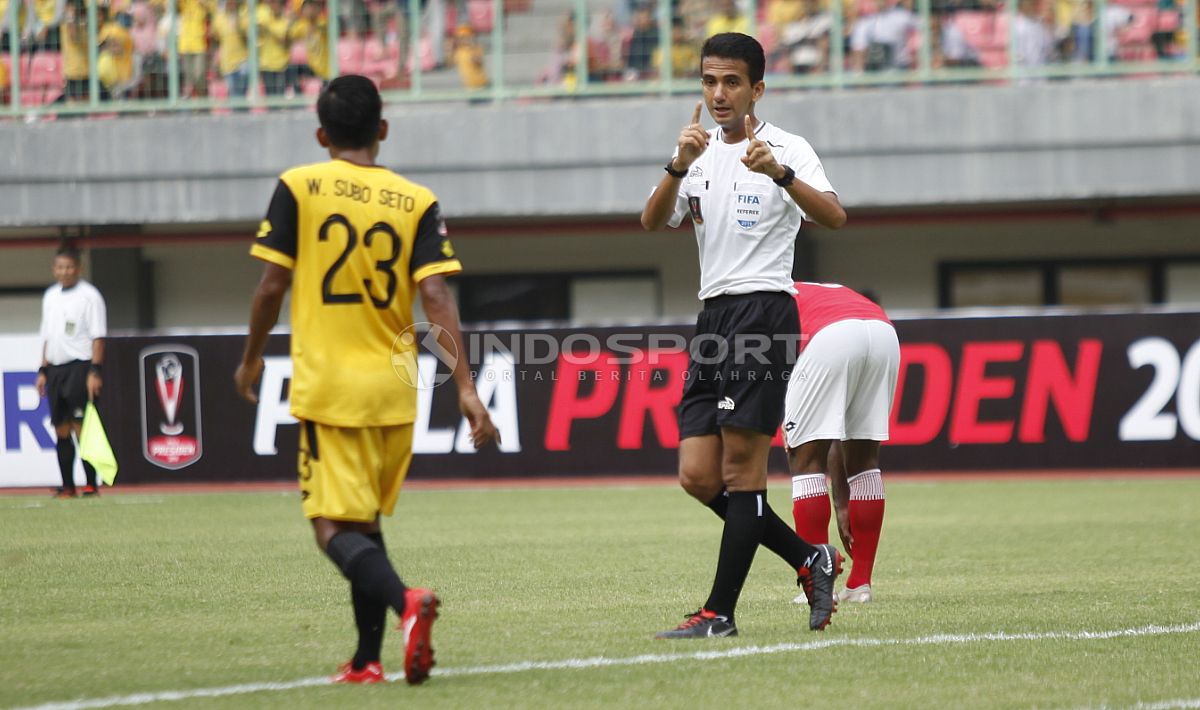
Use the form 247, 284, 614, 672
954, 11, 993, 52
404, 35, 437, 72
978, 47, 1008, 69
365, 38, 386, 62
209, 76, 228, 99
445, 4, 458, 33
757, 23, 778, 58
337, 36, 367, 74
27, 52, 63, 89
1157, 9, 1180, 31
1121, 7, 1156, 44
467, 0, 494, 34
290, 40, 307, 65
990, 12, 1009, 48
302, 76, 323, 96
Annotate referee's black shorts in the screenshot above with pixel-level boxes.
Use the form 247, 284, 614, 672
678, 291, 800, 439
45, 360, 91, 426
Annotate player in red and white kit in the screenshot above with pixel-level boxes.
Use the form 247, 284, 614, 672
783, 282, 899, 603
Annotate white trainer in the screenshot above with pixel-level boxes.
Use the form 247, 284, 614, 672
840, 584, 873, 603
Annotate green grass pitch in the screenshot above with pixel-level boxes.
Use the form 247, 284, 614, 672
2, 476, 1198, 709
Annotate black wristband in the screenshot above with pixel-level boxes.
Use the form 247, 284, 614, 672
38, 365, 48, 377
88, 364, 102, 376
773, 165, 796, 187
664, 161, 688, 179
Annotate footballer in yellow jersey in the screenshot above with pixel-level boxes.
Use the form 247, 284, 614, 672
250, 159, 458, 427
235, 75, 498, 686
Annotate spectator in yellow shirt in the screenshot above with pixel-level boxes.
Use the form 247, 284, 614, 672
0, 51, 9, 101
59, 1, 102, 102
256, 0, 290, 95
452, 24, 488, 89
705, 0, 750, 38
175, 0, 211, 97
210, 0, 248, 100
287, 0, 329, 92
27, 0, 65, 50
654, 15, 700, 78
98, 7, 136, 98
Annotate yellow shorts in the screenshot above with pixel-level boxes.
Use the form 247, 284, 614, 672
298, 420, 414, 522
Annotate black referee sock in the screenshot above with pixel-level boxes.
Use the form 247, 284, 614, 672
325, 531, 409, 619
81, 461, 98, 489
704, 490, 766, 619
350, 532, 389, 670
706, 490, 818, 571
55, 438, 76, 491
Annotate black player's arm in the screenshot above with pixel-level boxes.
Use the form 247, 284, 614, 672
241, 263, 292, 366
641, 174, 684, 231
418, 275, 473, 393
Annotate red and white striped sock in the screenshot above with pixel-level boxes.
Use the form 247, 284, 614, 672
845, 468, 885, 589
791, 473, 830, 545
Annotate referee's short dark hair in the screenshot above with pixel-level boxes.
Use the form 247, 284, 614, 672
55, 242, 81, 264
317, 75, 383, 150
701, 33, 766, 85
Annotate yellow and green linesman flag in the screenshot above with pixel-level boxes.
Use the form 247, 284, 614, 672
79, 403, 118, 485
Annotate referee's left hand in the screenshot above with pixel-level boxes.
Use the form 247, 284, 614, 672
87, 371, 102, 401
740, 115, 783, 180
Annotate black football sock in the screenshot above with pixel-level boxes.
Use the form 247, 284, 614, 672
325, 531, 408, 618
349, 532, 389, 670
762, 501, 819, 570
703, 490, 767, 619
81, 460, 98, 489
55, 437, 76, 491
704, 490, 729, 518
706, 490, 817, 571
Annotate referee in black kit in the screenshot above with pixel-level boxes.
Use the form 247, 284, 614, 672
35, 244, 108, 499
641, 33, 848, 636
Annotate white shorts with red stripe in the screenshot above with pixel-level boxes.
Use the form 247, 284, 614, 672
783, 319, 900, 448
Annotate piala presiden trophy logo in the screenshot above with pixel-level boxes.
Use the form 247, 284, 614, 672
139, 344, 203, 469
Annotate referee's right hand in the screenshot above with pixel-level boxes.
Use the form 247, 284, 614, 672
674, 102, 709, 173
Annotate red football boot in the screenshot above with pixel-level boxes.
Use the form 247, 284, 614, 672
331, 660, 384, 684
398, 588, 440, 685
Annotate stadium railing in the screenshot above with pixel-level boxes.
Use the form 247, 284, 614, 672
2, 0, 1197, 119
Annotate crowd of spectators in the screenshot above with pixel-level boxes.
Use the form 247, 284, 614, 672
1, 0, 333, 106
1, 0, 1194, 109
530, 0, 1191, 89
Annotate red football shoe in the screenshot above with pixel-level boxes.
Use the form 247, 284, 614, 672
398, 588, 440, 685
331, 660, 384, 684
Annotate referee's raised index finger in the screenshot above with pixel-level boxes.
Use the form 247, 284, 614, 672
690, 101, 702, 126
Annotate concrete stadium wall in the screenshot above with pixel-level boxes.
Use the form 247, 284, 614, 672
4, 77, 1200, 227
2, 208, 1199, 334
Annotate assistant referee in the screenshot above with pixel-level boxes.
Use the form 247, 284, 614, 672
36, 244, 107, 499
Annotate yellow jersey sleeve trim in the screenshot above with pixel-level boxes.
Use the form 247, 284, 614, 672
413, 259, 463, 283
250, 243, 296, 270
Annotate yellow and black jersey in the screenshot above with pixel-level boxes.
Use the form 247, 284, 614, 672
251, 159, 462, 427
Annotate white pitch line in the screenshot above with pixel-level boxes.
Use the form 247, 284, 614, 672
13, 621, 1200, 710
